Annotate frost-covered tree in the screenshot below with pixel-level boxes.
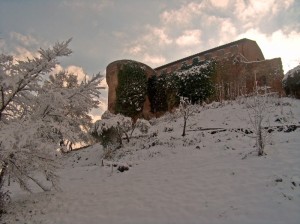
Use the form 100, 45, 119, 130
0, 39, 104, 202
179, 97, 196, 137
246, 85, 274, 156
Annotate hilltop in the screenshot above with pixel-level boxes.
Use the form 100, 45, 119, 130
2, 97, 300, 224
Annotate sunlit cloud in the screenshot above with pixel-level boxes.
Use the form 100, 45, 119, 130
160, 2, 203, 25
234, 0, 295, 28
143, 54, 166, 66
10, 32, 39, 47
176, 29, 202, 47
14, 46, 39, 61
210, 0, 229, 8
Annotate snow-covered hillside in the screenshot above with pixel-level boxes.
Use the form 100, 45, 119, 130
2, 97, 300, 224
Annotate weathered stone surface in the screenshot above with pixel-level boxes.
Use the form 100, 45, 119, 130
155, 38, 265, 75
106, 39, 284, 119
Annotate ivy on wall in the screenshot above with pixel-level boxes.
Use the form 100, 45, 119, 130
178, 60, 216, 104
115, 62, 147, 117
148, 60, 216, 112
148, 73, 179, 113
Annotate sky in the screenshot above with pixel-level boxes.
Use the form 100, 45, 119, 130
0, 0, 300, 118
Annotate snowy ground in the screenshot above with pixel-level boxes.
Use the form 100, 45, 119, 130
2, 97, 300, 224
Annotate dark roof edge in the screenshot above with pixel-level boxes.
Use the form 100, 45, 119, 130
155, 38, 255, 70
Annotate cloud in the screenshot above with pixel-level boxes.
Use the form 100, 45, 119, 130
51, 64, 90, 83
149, 27, 173, 45
210, 0, 229, 8
61, 0, 113, 12
143, 54, 166, 66
176, 29, 202, 47
66, 65, 88, 82
160, 2, 203, 25
13, 46, 39, 61
0, 39, 4, 49
219, 19, 237, 43
127, 45, 143, 55
234, 0, 294, 28
10, 32, 39, 47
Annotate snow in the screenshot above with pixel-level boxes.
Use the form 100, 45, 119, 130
2, 97, 300, 224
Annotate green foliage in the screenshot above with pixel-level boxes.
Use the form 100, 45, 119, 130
115, 62, 148, 117
178, 60, 216, 104
148, 61, 216, 112
148, 73, 180, 113
192, 57, 200, 66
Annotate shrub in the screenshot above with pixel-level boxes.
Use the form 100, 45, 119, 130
283, 65, 300, 98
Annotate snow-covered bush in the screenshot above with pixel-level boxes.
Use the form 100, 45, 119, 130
0, 39, 104, 202
176, 60, 216, 104
133, 118, 151, 135
90, 112, 151, 157
148, 60, 215, 114
283, 65, 300, 98
90, 111, 132, 148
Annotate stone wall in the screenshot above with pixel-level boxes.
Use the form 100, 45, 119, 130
212, 55, 284, 101
105, 39, 284, 119
155, 38, 265, 75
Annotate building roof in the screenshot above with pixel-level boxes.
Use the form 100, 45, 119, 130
155, 38, 255, 71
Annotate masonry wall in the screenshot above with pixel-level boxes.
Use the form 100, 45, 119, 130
105, 39, 284, 119
155, 38, 265, 75
213, 56, 284, 101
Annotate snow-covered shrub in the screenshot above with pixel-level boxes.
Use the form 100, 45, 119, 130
133, 119, 151, 135
176, 60, 216, 104
283, 65, 300, 98
91, 113, 151, 158
90, 111, 132, 147
148, 60, 215, 114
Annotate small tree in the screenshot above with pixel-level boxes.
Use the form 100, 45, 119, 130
246, 84, 274, 156
179, 97, 195, 137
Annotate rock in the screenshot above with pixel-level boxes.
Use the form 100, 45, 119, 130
117, 165, 129, 172
284, 125, 297, 133
275, 178, 283, 182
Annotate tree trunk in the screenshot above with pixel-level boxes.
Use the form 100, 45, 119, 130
257, 127, 264, 156
0, 163, 7, 190
182, 117, 187, 137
